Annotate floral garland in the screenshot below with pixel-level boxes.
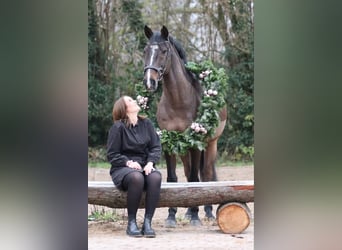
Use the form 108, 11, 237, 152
135, 60, 228, 155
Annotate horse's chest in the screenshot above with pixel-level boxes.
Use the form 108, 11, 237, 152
157, 118, 189, 131
156, 108, 193, 132
156, 92, 198, 131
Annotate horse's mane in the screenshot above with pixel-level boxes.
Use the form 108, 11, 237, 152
168, 36, 202, 95
169, 36, 187, 64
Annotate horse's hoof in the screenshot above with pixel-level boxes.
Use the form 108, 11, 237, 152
184, 208, 193, 220
205, 214, 216, 221
165, 218, 177, 228
207, 216, 216, 222
190, 219, 202, 226
184, 213, 191, 220
205, 215, 216, 225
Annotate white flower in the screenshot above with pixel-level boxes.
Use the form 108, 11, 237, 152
136, 95, 149, 109
156, 130, 162, 136
205, 89, 218, 97
200, 69, 213, 78
190, 122, 207, 134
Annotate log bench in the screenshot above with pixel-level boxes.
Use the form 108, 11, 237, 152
88, 180, 254, 234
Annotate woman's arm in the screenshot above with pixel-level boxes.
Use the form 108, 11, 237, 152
106, 123, 130, 167
145, 119, 162, 165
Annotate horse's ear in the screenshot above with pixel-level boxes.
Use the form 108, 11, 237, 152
144, 25, 153, 39
161, 25, 169, 40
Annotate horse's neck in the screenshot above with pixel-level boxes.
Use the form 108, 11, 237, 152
163, 56, 197, 107
157, 53, 201, 131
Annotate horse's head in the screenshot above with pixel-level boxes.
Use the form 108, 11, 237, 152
143, 25, 171, 92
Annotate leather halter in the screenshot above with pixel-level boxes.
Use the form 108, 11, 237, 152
143, 41, 171, 82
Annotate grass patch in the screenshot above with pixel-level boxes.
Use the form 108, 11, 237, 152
88, 161, 111, 168
88, 205, 122, 222
216, 159, 253, 167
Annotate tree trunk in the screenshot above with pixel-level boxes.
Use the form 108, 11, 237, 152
88, 181, 254, 208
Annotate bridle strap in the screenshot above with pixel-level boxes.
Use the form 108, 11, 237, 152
144, 41, 171, 82
143, 65, 164, 81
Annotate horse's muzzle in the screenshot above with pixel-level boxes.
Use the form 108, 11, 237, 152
143, 78, 158, 92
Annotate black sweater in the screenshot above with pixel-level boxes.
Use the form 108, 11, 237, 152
107, 118, 161, 169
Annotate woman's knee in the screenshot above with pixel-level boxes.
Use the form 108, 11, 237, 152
124, 171, 144, 186
147, 171, 162, 183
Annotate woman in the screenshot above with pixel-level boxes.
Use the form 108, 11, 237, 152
107, 96, 162, 238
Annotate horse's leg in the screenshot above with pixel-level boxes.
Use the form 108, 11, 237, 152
164, 151, 178, 228
200, 139, 219, 220
200, 140, 218, 182
181, 152, 190, 182
180, 152, 192, 220
182, 148, 202, 226
165, 152, 177, 183
182, 149, 200, 182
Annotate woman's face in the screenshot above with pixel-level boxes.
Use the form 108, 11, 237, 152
124, 96, 140, 114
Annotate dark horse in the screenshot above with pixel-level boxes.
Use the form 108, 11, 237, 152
142, 25, 227, 227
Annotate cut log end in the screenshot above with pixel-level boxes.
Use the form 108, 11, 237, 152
216, 202, 251, 234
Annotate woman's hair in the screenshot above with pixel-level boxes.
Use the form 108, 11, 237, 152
112, 96, 127, 122
112, 96, 145, 125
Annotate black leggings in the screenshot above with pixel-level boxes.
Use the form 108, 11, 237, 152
122, 171, 162, 218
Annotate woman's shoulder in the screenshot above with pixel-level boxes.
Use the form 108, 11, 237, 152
110, 121, 125, 130
138, 117, 153, 125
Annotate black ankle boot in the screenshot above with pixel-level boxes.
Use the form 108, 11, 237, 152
126, 217, 143, 237
142, 215, 156, 238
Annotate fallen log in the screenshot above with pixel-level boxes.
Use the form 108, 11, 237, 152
88, 180, 254, 209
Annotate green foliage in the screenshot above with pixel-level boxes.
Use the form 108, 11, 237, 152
134, 77, 161, 127
219, 0, 254, 161
88, 79, 115, 146
88, 206, 121, 222
88, 0, 146, 146
121, 0, 146, 50
88, 146, 108, 162
220, 62, 254, 161
88, 0, 112, 145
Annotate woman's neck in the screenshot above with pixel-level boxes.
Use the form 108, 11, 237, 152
127, 113, 138, 126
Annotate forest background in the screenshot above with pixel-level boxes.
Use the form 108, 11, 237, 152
88, 0, 254, 162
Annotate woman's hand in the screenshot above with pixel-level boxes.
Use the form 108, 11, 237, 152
126, 160, 142, 171
143, 162, 155, 175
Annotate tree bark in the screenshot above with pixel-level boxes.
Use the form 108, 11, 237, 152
88, 181, 254, 208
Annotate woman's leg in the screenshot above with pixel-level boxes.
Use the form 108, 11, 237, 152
122, 171, 144, 237
144, 171, 162, 216
142, 171, 162, 237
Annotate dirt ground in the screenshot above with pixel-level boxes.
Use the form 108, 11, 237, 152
88, 165, 254, 250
